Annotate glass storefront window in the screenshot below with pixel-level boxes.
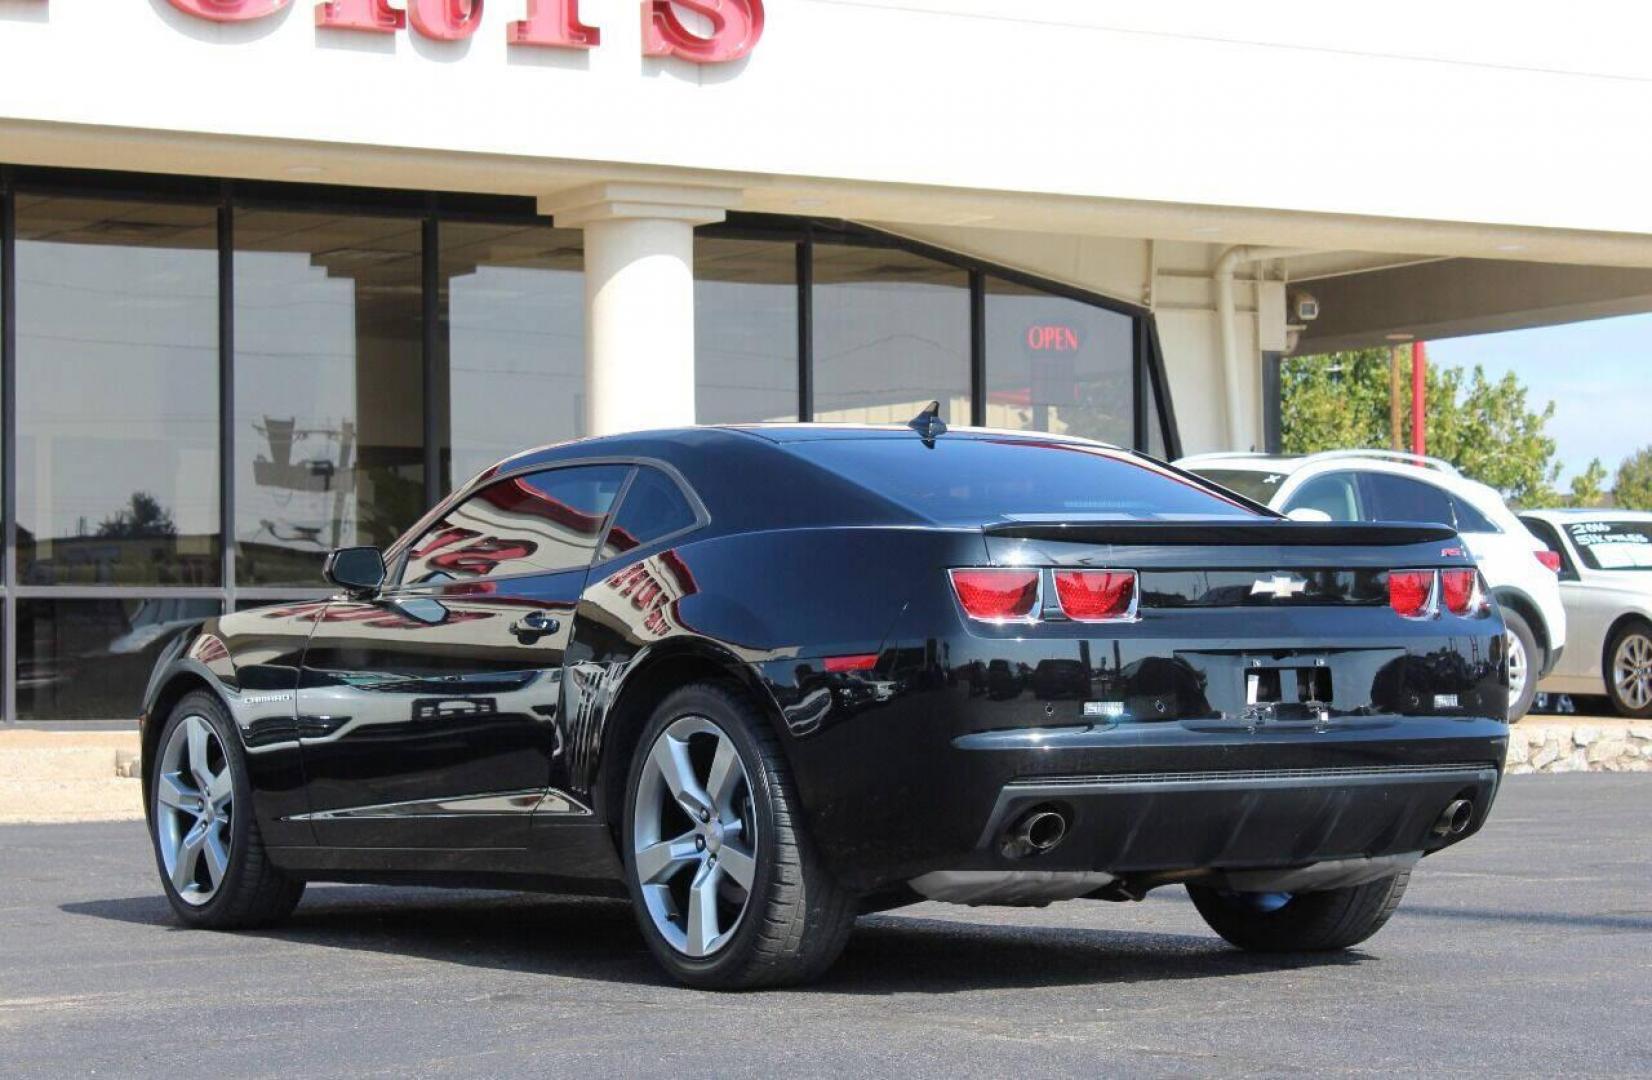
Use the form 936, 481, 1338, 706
17, 597, 221, 721
812, 243, 969, 424
233, 210, 424, 586
696, 238, 798, 424
15, 196, 220, 586
983, 277, 1135, 445
439, 222, 585, 489
1145, 372, 1168, 458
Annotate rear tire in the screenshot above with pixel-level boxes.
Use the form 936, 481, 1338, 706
621, 682, 857, 989
148, 691, 305, 929
1188, 871, 1410, 952
1605, 620, 1652, 719
1502, 609, 1540, 723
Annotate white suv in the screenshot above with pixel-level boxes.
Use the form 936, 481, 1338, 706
1176, 450, 1566, 721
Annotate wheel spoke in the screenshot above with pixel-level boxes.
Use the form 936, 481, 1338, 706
201, 829, 230, 887
685, 860, 722, 956
173, 824, 206, 892
185, 717, 214, 793
156, 772, 197, 812
206, 766, 234, 809
635, 831, 699, 886
718, 843, 756, 891
705, 735, 743, 816
651, 735, 712, 818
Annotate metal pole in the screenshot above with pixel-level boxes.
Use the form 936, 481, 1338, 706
1410, 341, 1427, 456
1389, 344, 1405, 451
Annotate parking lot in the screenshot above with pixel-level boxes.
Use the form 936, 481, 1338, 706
3, 774, 1649, 1078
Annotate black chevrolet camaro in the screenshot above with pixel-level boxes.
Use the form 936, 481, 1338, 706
139, 416, 1509, 988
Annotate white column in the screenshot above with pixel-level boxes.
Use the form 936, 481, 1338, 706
540, 183, 740, 437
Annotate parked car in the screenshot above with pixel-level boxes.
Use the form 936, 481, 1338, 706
1178, 450, 1565, 721
1519, 510, 1652, 718
141, 421, 1508, 990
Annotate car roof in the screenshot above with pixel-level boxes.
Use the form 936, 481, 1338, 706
1524, 508, 1652, 522
489, 422, 1118, 472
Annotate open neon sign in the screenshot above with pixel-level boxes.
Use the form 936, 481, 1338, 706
161, 0, 764, 62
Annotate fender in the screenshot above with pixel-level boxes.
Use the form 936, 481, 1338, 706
140, 606, 323, 847
1489, 584, 1554, 675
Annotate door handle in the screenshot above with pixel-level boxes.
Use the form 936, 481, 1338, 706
510, 610, 562, 645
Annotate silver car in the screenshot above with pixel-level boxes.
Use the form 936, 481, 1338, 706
1520, 510, 1652, 718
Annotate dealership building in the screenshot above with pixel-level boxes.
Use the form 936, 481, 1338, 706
1, 1, 1651, 721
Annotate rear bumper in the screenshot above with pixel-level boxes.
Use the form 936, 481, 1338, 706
977, 758, 1498, 875
779, 707, 1508, 892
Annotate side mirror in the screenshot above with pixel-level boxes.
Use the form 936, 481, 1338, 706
323, 546, 386, 597
1285, 507, 1334, 523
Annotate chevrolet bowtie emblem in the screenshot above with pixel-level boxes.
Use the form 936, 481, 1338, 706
1251, 574, 1309, 599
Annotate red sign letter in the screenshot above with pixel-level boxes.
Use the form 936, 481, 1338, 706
408, 0, 482, 40
315, 0, 405, 31
641, 0, 764, 63
508, 0, 599, 48
168, 0, 292, 20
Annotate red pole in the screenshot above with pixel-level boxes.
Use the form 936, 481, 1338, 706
1410, 341, 1427, 456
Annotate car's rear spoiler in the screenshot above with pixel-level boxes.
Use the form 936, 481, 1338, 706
983, 520, 1458, 547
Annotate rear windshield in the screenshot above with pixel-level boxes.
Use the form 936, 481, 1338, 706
1189, 467, 1288, 505
1565, 520, 1652, 570
792, 437, 1264, 525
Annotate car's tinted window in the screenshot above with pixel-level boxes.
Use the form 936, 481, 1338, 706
1563, 520, 1652, 571
401, 464, 629, 585
1359, 473, 1456, 528
1191, 468, 1288, 504
1450, 495, 1499, 534
602, 467, 699, 559
790, 438, 1260, 524
1283, 472, 1362, 522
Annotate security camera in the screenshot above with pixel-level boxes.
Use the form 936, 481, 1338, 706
1292, 291, 1320, 322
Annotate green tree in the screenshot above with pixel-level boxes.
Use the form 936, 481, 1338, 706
1616, 446, 1652, 510
1569, 458, 1609, 506
95, 491, 177, 540
1281, 348, 1559, 505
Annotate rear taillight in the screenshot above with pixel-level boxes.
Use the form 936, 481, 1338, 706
1053, 570, 1138, 622
1389, 570, 1436, 619
1440, 569, 1486, 616
1536, 550, 1562, 573
948, 568, 1040, 622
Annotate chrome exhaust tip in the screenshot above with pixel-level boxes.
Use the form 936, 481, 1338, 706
1002, 806, 1069, 859
1434, 799, 1474, 837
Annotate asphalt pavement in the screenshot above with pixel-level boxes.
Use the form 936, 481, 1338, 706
3, 774, 1649, 1077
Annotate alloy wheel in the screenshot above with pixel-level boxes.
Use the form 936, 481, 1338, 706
154, 714, 234, 906
1614, 633, 1652, 712
632, 715, 758, 958
1507, 632, 1529, 706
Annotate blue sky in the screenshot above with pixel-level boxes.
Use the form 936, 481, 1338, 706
1427, 313, 1652, 484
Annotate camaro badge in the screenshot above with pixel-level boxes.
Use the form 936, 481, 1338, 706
1250, 574, 1309, 599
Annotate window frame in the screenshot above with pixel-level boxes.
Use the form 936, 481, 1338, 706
386, 455, 709, 591
594, 463, 707, 567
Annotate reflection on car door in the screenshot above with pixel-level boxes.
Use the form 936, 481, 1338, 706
293, 464, 629, 849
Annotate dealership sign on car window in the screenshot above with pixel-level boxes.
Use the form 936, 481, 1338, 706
152, 0, 764, 62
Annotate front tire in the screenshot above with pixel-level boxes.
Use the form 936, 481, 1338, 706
621, 682, 856, 989
148, 691, 304, 929
1606, 620, 1652, 719
1188, 871, 1410, 952
1503, 609, 1540, 723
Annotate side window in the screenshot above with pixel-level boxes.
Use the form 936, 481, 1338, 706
1450, 495, 1499, 534
1522, 517, 1578, 579
1283, 472, 1362, 522
1359, 473, 1456, 528
601, 467, 700, 560
401, 464, 630, 585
